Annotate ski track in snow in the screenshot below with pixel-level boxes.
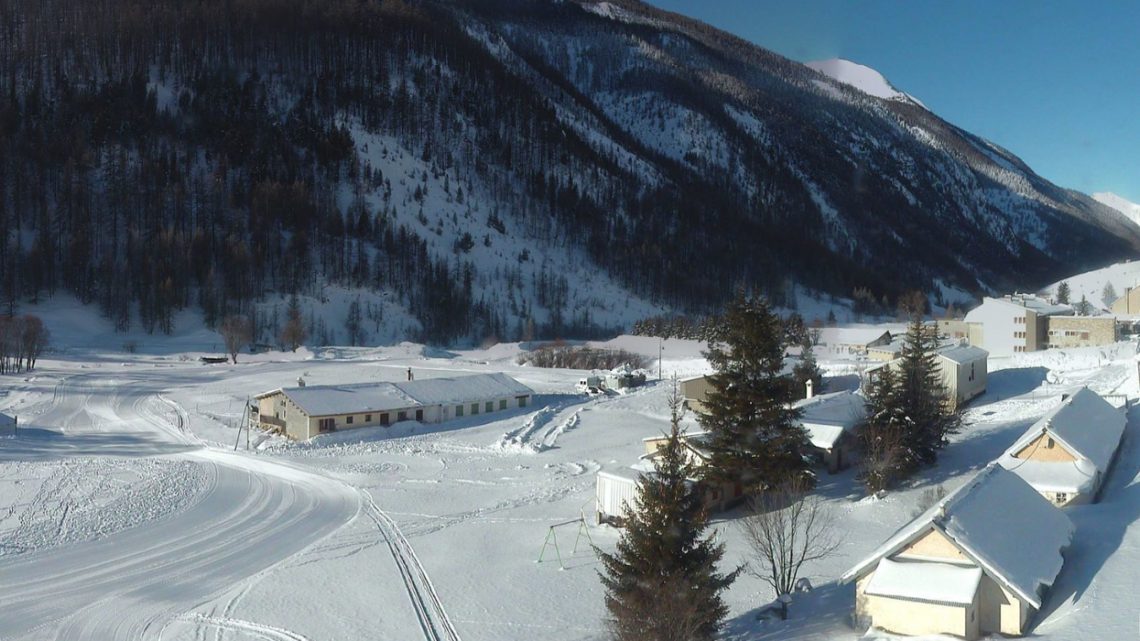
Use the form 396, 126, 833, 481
0, 370, 360, 641
362, 489, 462, 641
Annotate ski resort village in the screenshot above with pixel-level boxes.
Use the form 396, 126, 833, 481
2, 260, 1140, 641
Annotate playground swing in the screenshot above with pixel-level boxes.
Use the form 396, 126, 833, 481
536, 514, 594, 570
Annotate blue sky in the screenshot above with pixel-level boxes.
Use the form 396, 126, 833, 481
649, 0, 1140, 203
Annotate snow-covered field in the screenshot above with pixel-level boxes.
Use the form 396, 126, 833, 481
2, 324, 1140, 640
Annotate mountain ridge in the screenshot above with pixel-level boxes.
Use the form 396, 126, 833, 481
0, 0, 1135, 344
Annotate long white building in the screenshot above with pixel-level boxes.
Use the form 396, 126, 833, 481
255, 372, 534, 440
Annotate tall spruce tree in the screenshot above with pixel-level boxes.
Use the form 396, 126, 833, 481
699, 294, 813, 493
598, 386, 737, 641
859, 365, 908, 492
892, 315, 960, 467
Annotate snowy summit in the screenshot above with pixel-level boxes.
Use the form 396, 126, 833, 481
806, 58, 927, 108
1093, 192, 1140, 229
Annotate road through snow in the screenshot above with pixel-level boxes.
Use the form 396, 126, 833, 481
0, 371, 360, 641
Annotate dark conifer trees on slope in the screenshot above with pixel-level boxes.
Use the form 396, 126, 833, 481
699, 294, 814, 494
598, 388, 737, 641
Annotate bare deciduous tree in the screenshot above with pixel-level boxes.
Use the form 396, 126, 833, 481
738, 478, 839, 618
220, 314, 252, 364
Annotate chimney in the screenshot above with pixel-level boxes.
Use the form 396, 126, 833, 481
407, 367, 414, 381
297, 377, 306, 388
805, 379, 814, 400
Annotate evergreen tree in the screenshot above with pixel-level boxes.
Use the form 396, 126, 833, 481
792, 332, 823, 398
1056, 281, 1071, 304
1076, 294, 1093, 316
891, 315, 960, 468
598, 386, 738, 641
699, 293, 813, 493
279, 295, 308, 351
1102, 282, 1119, 308
858, 365, 908, 492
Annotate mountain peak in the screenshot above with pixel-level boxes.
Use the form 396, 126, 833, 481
806, 58, 926, 108
1093, 192, 1140, 228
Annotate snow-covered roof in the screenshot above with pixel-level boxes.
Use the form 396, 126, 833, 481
397, 372, 533, 406
999, 387, 1125, 492
793, 391, 867, 449
276, 373, 533, 417
816, 327, 892, 347
842, 464, 1073, 609
966, 294, 1072, 320
936, 344, 988, 365
864, 558, 983, 606
281, 382, 420, 416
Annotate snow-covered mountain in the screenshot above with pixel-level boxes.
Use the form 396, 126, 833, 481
1093, 192, 1140, 229
806, 58, 927, 108
2, 0, 1138, 344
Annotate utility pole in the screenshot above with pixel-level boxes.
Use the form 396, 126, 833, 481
658, 337, 663, 381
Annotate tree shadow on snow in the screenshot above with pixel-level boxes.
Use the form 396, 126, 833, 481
0, 427, 198, 461
720, 581, 858, 641
969, 366, 1049, 408
1035, 408, 1140, 627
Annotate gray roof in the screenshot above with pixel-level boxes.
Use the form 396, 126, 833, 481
282, 382, 420, 416
277, 373, 533, 417
1005, 387, 1125, 475
793, 391, 868, 449
0, 412, 14, 426
936, 344, 988, 365
397, 372, 534, 405
842, 464, 1072, 609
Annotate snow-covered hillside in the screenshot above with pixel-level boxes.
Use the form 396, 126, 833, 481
1094, 191, 1140, 229
1044, 260, 1140, 312
806, 58, 927, 108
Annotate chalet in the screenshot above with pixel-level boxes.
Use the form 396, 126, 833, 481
842, 464, 1073, 640
998, 387, 1126, 506
254, 372, 534, 440
793, 390, 867, 473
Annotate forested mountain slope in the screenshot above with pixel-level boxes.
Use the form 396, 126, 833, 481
0, 0, 1134, 344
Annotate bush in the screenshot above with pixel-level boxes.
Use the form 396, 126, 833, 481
516, 344, 649, 370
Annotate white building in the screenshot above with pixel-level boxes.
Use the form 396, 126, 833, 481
998, 387, 1126, 506
842, 464, 1073, 640
962, 294, 1072, 356
255, 373, 534, 440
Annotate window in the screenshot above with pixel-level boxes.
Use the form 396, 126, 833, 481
1081, 332, 1090, 340
1055, 492, 1068, 504
969, 363, 975, 382
365, 414, 372, 423
398, 411, 407, 421
471, 403, 479, 415
499, 399, 507, 410
346, 415, 354, 425
380, 413, 390, 426
415, 409, 423, 421
456, 404, 464, 417
485, 401, 493, 413
318, 418, 336, 433
517, 395, 528, 408
1046, 437, 1055, 449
